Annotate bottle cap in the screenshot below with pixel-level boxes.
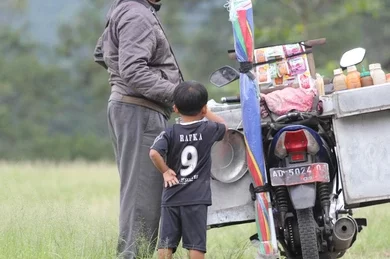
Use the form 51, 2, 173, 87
360, 65, 371, 77
369, 63, 382, 70
333, 68, 343, 76
347, 66, 357, 73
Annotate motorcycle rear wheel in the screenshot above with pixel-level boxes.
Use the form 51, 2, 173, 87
296, 208, 320, 259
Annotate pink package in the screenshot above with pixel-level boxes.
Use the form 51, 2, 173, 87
283, 44, 303, 57
288, 56, 307, 75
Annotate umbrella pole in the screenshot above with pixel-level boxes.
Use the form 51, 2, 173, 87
226, 0, 279, 256
239, 75, 279, 258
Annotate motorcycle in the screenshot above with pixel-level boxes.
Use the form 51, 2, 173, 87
207, 47, 368, 259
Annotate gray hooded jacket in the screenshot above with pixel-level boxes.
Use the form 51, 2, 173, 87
94, 0, 183, 117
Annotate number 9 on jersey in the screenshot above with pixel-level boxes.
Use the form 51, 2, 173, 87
180, 145, 198, 177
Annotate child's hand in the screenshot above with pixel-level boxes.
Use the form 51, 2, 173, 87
163, 169, 179, 188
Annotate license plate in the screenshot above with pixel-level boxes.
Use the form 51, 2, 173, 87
270, 163, 330, 187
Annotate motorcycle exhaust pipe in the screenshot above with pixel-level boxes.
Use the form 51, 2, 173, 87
332, 216, 358, 251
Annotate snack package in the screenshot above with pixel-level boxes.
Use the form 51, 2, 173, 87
266, 46, 284, 60
283, 44, 303, 57
288, 56, 307, 76
257, 65, 271, 84
254, 44, 312, 89
255, 49, 266, 63
269, 63, 279, 79
255, 48, 272, 85
298, 72, 311, 89
277, 61, 289, 77
273, 77, 284, 85
298, 71, 316, 94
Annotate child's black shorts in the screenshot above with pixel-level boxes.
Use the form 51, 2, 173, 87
158, 204, 208, 253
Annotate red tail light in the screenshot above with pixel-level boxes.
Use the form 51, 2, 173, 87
284, 130, 308, 162
284, 130, 308, 153
274, 129, 320, 160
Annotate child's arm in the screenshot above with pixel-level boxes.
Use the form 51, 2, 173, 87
205, 109, 228, 133
149, 149, 179, 188
149, 149, 169, 174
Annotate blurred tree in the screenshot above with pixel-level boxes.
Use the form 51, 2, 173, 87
360, 0, 390, 70
0, 0, 27, 13
0, 0, 27, 24
0, 0, 113, 161
55, 0, 112, 137
0, 26, 72, 160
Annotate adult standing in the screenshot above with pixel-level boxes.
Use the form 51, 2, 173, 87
93, 0, 183, 258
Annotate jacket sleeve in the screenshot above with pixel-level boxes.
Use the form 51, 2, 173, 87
117, 9, 175, 105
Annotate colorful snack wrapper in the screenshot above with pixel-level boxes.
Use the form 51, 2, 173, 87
283, 44, 303, 57
288, 56, 307, 76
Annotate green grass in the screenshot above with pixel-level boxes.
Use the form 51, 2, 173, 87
0, 162, 389, 259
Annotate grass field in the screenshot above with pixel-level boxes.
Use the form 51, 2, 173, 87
0, 162, 389, 259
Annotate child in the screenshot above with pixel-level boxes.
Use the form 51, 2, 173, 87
149, 80, 227, 259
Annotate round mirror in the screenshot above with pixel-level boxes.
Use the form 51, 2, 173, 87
209, 66, 240, 88
340, 48, 366, 69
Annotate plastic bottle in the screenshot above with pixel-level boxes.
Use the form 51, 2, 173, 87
315, 73, 325, 96
369, 63, 386, 85
333, 68, 347, 91
360, 66, 373, 87
386, 73, 390, 83
346, 66, 361, 89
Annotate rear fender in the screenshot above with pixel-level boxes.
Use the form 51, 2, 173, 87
288, 184, 316, 210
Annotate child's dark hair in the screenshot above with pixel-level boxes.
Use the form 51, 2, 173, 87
173, 80, 208, 116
